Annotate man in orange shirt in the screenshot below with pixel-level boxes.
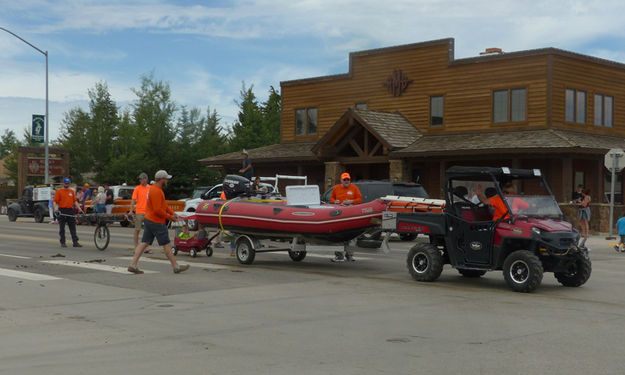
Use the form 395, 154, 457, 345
331, 172, 362, 205
53, 177, 83, 248
330, 172, 362, 262
129, 172, 150, 250
128, 170, 189, 274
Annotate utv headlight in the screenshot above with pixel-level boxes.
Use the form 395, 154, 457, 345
531, 227, 542, 236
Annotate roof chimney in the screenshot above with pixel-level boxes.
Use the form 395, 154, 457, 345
480, 47, 504, 56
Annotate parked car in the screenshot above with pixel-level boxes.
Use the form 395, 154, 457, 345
7, 185, 51, 223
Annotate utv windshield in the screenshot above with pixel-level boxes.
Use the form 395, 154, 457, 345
503, 195, 563, 219
502, 176, 563, 219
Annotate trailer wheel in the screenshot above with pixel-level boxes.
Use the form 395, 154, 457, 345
205, 246, 213, 257
503, 250, 543, 293
288, 250, 307, 262
555, 257, 591, 287
189, 247, 198, 258
458, 269, 487, 278
406, 243, 443, 282
94, 225, 110, 251
236, 237, 256, 265
7, 208, 17, 222
172, 246, 178, 256
34, 209, 44, 223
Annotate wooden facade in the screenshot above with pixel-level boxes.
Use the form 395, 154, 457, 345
277, 38, 625, 206
202, 38, 625, 230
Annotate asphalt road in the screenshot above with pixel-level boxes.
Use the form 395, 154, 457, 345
1, 215, 625, 375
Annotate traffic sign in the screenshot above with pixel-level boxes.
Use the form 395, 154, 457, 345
604, 148, 625, 172
31, 114, 44, 143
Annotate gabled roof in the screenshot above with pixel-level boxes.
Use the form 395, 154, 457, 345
391, 129, 625, 157
199, 142, 318, 166
312, 108, 421, 155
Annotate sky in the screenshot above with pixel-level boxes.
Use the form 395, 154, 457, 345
1, 0, 625, 142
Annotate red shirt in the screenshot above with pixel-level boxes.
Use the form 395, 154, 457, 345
53, 188, 77, 209
331, 184, 362, 204
145, 184, 173, 224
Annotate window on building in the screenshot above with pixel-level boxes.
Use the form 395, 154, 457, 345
430, 96, 444, 126
566, 88, 586, 124
295, 108, 305, 136
493, 88, 526, 123
307, 108, 317, 135
510, 88, 526, 122
295, 107, 317, 136
594, 94, 614, 127
355, 102, 367, 110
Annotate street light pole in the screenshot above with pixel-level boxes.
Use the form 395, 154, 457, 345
0, 27, 50, 184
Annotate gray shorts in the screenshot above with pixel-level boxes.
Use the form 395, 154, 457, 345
141, 218, 170, 246
578, 207, 591, 221
134, 213, 145, 230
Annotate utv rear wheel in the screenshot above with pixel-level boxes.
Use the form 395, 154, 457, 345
503, 250, 543, 293
7, 208, 17, 222
555, 257, 591, 287
458, 269, 487, 278
406, 243, 443, 282
34, 209, 44, 223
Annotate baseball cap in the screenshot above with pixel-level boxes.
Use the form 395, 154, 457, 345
341, 172, 351, 180
138, 172, 148, 180
63, 177, 71, 184
154, 170, 172, 180
242, 149, 248, 155
84, 183, 89, 187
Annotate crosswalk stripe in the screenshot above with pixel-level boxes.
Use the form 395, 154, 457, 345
117, 257, 232, 270
0, 253, 31, 259
0, 267, 61, 281
41, 260, 158, 274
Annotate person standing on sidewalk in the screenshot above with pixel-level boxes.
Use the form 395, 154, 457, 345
104, 183, 114, 214
53, 177, 83, 248
128, 170, 189, 274
578, 188, 591, 246
129, 172, 151, 252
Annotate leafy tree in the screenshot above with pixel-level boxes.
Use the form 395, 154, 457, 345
57, 108, 92, 183
261, 86, 281, 145
87, 81, 118, 179
131, 73, 176, 174
0, 129, 18, 159
229, 82, 265, 152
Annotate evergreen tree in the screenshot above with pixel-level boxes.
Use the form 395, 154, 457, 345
0, 129, 18, 159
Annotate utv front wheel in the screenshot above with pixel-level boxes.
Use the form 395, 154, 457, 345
555, 257, 591, 287
503, 250, 543, 293
406, 243, 443, 282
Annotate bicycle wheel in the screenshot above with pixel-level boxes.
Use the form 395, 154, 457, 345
94, 224, 110, 251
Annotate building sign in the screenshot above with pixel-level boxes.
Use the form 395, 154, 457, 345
26, 157, 65, 176
32, 115, 45, 143
383, 69, 413, 97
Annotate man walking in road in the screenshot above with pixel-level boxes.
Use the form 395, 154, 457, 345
129, 172, 151, 252
128, 170, 189, 274
53, 177, 83, 248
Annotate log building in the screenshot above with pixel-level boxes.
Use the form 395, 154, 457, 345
201, 38, 625, 211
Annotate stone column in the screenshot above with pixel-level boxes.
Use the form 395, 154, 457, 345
389, 159, 404, 182
324, 161, 343, 191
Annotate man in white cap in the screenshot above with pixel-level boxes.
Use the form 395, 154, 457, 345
128, 170, 189, 274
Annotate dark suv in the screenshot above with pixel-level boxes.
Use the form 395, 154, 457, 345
323, 180, 429, 242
